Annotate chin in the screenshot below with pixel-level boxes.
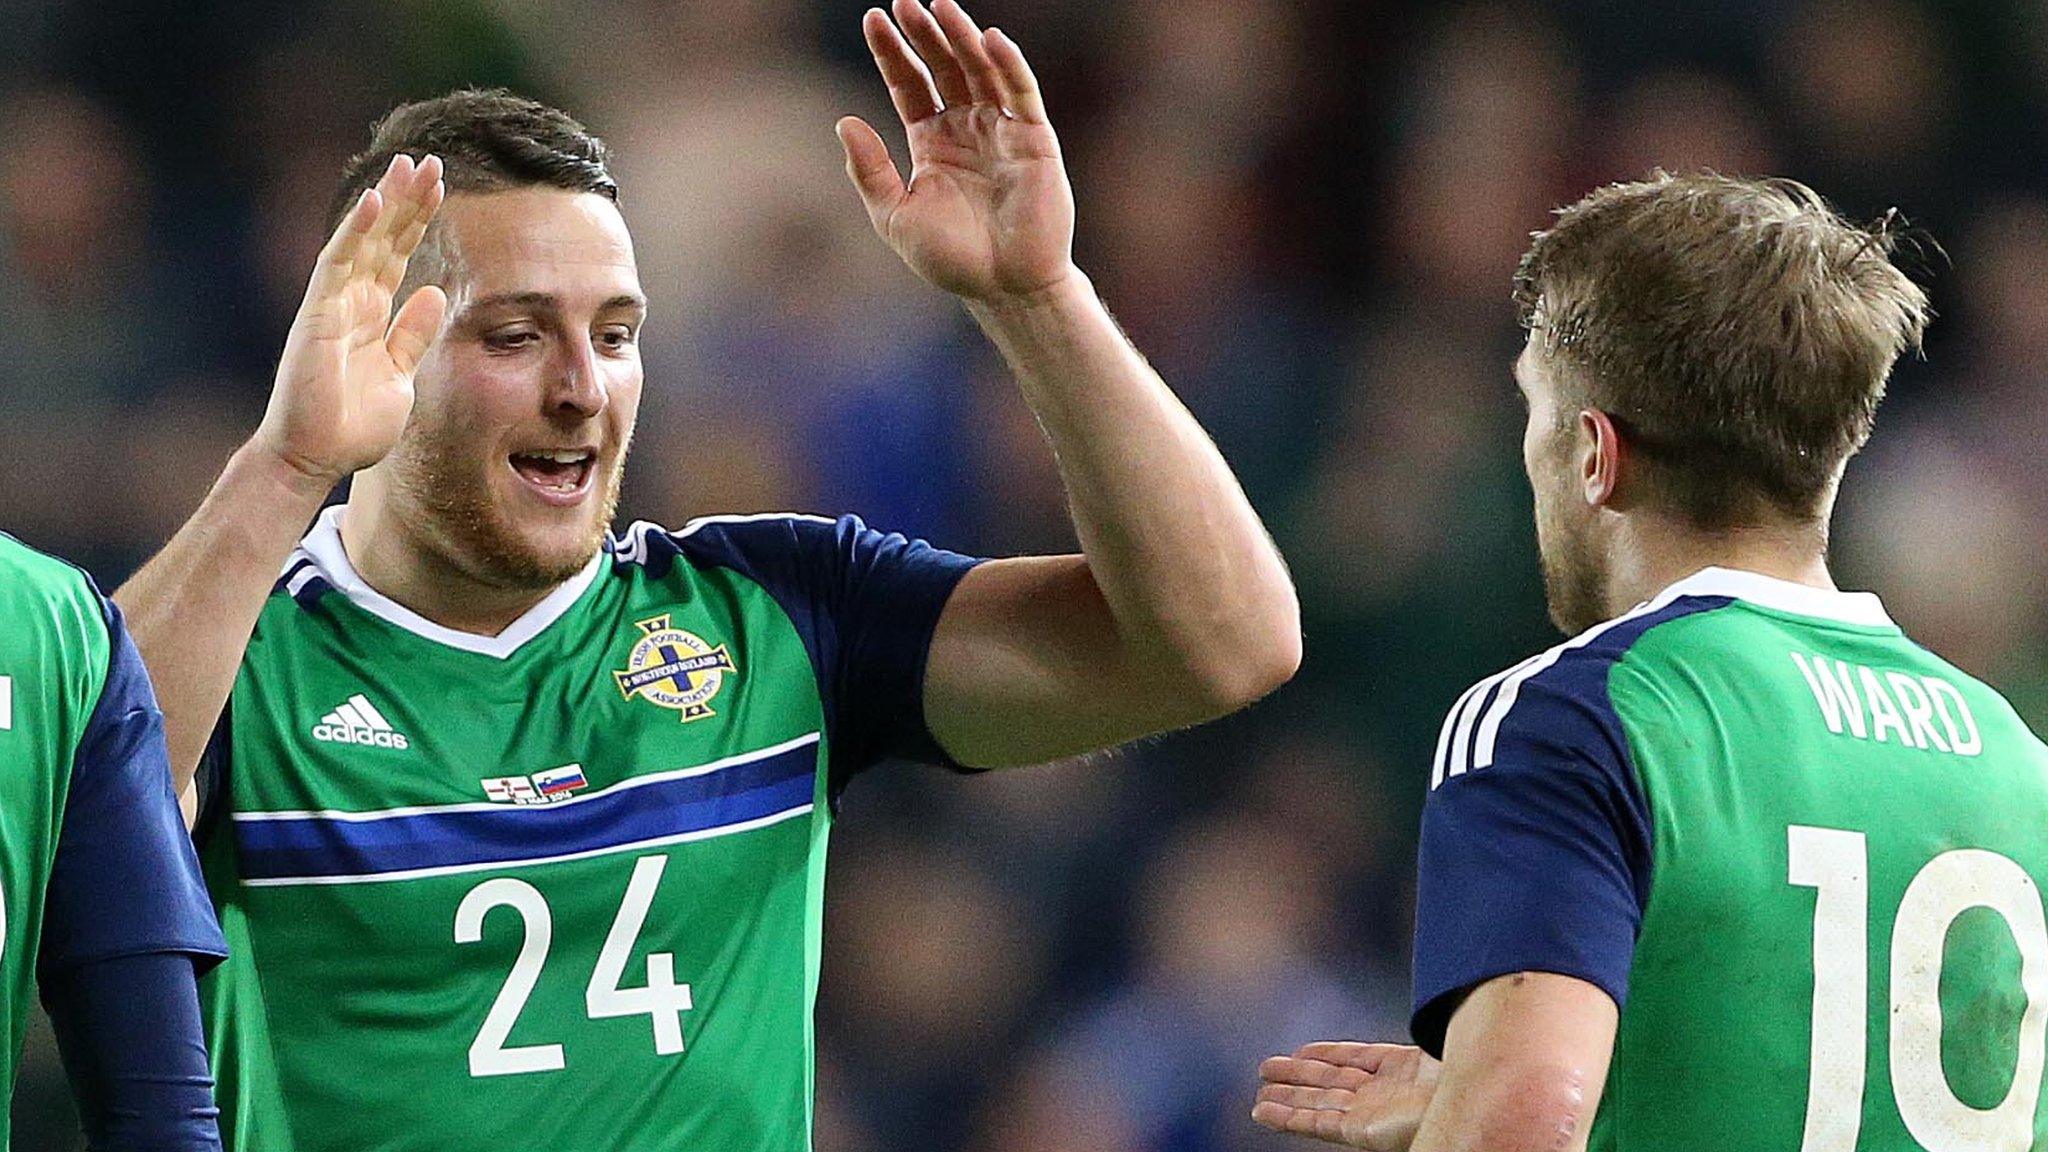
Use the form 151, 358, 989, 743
483, 513, 610, 587
391, 439, 624, 591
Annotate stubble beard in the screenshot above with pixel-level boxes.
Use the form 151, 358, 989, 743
1536, 497, 1609, 637
384, 423, 631, 592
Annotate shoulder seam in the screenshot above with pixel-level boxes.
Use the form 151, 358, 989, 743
613, 514, 839, 570
1434, 594, 1728, 788
676, 512, 838, 537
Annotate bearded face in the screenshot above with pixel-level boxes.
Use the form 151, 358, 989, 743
371, 188, 646, 591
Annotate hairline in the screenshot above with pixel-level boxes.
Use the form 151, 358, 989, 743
398, 187, 634, 302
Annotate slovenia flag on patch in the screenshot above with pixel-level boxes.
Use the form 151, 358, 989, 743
532, 765, 589, 797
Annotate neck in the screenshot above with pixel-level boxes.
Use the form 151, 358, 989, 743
339, 495, 565, 638
1603, 512, 1834, 618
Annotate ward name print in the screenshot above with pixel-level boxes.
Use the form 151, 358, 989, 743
1791, 653, 1982, 755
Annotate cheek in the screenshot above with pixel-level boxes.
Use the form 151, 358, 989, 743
606, 364, 645, 426
422, 353, 537, 435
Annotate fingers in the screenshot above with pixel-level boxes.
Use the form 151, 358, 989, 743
1260, 1056, 1371, 1091
374, 155, 446, 295
867, 2, 1033, 120
1251, 1099, 1350, 1144
863, 7, 942, 126
929, 0, 1002, 107
385, 285, 448, 377
981, 25, 1049, 124
306, 187, 381, 303
836, 116, 907, 231
892, 0, 971, 108
1258, 1082, 1359, 1113
1294, 1042, 1410, 1072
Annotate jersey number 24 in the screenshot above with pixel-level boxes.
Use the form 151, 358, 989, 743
455, 855, 696, 1077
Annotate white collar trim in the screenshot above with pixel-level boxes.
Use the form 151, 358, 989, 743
1658, 566, 1893, 628
297, 505, 605, 659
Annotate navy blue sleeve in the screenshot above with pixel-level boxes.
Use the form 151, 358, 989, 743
39, 594, 228, 976
1408, 651, 1653, 1059
656, 515, 985, 790
189, 707, 232, 850
43, 952, 222, 1151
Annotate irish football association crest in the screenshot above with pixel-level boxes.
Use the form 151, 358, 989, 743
614, 616, 738, 722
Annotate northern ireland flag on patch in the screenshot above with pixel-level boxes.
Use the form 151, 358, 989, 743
482, 776, 542, 805
532, 765, 589, 798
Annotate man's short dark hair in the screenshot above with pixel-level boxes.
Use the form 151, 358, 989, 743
327, 87, 617, 234
1515, 172, 1932, 527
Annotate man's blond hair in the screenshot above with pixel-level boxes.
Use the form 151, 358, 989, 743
1515, 173, 1932, 526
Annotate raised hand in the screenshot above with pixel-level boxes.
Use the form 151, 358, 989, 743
1253, 1043, 1443, 1151
252, 153, 447, 486
837, 0, 1076, 305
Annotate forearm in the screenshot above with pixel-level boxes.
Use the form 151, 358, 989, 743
966, 270, 1300, 706
115, 443, 332, 799
45, 953, 222, 1152
1408, 975, 1614, 1152
1409, 1067, 1595, 1152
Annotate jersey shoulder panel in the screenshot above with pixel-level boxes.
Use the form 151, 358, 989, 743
1410, 593, 1735, 1055
1430, 593, 1737, 791
0, 531, 114, 714
610, 512, 847, 583
610, 513, 983, 781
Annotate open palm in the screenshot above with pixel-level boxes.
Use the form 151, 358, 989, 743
838, 0, 1075, 304
254, 153, 447, 484
1254, 1043, 1443, 1151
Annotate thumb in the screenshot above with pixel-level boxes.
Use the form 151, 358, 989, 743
835, 116, 905, 235
385, 285, 448, 377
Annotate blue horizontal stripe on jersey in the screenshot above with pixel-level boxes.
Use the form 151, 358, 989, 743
233, 743, 815, 881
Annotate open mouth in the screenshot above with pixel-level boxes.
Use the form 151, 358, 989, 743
508, 449, 597, 502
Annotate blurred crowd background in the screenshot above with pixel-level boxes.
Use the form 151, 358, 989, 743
4, 0, 2047, 1148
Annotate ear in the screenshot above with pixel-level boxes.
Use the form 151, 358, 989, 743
1577, 409, 1626, 509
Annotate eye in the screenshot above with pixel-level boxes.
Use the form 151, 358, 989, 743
486, 329, 539, 351
596, 326, 638, 352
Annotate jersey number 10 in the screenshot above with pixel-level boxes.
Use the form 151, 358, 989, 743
455, 854, 696, 1077
1789, 825, 2048, 1151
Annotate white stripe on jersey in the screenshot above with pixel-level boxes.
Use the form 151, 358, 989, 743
286, 566, 323, 598
1430, 679, 1486, 790
236, 731, 822, 824
610, 514, 838, 569
1441, 658, 1534, 785
674, 512, 837, 537
278, 547, 314, 580
240, 803, 816, 887
1469, 589, 1690, 772
1432, 588, 1701, 791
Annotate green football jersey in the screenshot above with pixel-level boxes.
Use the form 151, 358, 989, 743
0, 533, 225, 1148
1412, 566, 2048, 1151
200, 507, 979, 1152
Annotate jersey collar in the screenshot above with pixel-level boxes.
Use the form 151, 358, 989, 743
1657, 566, 1894, 628
297, 505, 606, 659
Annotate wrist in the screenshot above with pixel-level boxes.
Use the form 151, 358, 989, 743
964, 265, 1095, 323
232, 437, 347, 508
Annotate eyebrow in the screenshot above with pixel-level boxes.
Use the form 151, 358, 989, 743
460, 291, 648, 316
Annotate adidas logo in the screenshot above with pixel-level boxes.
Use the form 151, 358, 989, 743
312, 693, 411, 750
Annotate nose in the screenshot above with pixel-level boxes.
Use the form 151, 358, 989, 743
547, 337, 609, 420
